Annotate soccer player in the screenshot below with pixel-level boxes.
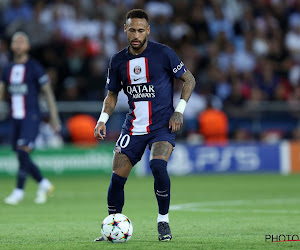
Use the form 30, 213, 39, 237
94, 9, 195, 241
0, 32, 61, 205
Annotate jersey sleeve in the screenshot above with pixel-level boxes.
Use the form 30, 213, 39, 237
34, 61, 50, 85
106, 54, 122, 93
165, 46, 187, 79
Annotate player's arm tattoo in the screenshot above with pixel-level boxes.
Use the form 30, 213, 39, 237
179, 70, 196, 102
150, 141, 173, 161
169, 70, 195, 133
102, 91, 118, 116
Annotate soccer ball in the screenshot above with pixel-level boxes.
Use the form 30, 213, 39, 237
101, 213, 133, 243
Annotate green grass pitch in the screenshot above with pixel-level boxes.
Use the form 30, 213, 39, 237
0, 174, 300, 249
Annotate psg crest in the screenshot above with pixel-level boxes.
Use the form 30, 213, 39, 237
134, 65, 141, 74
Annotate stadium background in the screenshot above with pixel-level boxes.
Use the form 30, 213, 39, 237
1, 1, 300, 249
1, 0, 300, 175
1, 0, 300, 142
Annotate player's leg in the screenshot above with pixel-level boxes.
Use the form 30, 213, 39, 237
25, 115, 54, 203
96, 132, 145, 242
5, 143, 53, 205
149, 141, 173, 241
107, 132, 146, 214
21, 145, 52, 192
5, 117, 54, 205
25, 117, 54, 203
18, 146, 42, 183
107, 152, 133, 214
16, 146, 40, 187
150, 141, 173, 216
17, 145, 54, 204
4, 120, 25, 205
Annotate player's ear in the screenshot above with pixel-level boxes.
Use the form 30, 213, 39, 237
124, 23, 128, 33
147, 25, 150, 35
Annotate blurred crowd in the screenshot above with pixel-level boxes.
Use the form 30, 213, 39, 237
2, 0, 300, 143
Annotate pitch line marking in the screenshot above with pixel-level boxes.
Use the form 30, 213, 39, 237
179, 208, 300, 214
170, 198, 300, 214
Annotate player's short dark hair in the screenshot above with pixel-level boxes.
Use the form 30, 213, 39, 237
12, 31, 30, 44
126, 9, 149, 22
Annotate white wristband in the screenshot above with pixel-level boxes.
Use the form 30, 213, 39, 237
175, 99, 187, 114
97, 112, 109, 124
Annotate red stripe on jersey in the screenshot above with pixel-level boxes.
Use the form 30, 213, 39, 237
129, 102, 136, 135
145, 58, 150, 83
146, 101, 152, 133
127, 61, 131, 84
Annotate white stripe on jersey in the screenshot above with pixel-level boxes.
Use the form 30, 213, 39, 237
127, 57, 152, 134
9, 65, 26, 119
130, 101, 151, 135
127, 57, 149, 84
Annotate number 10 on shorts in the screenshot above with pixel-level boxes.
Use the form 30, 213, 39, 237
117, 134, 130, 148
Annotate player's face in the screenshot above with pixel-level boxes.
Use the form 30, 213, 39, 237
11, 35, 30, 56
124, 18, 150, 52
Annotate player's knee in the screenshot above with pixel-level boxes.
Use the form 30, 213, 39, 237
17, 145, 31, 153
150, 141, 173, 162
16, 148, 29, 159
112, 153, 133, 177
149, 159, 168, 177
17, 148, 28, 158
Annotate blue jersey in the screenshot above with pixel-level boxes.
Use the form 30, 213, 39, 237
1, 58, 49, 119
107, 41, 187, 135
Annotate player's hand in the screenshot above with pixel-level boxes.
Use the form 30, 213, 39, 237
50, 118, 61, 133
169, 112, 183, 133
94, 122, 106, 140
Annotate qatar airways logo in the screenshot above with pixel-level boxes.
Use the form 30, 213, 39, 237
8, 83, 28, 95
126, 83, 155, 99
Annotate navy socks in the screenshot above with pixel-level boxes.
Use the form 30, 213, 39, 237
106, 160, 170, 215
150, 159, 170, 215
107, 173, 127, 214
16, 149, 43, 189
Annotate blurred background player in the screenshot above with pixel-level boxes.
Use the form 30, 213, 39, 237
0, 32, 61, 205
94, 9, 195, 242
